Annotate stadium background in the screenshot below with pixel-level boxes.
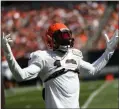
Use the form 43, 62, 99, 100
1, 1, 119, 109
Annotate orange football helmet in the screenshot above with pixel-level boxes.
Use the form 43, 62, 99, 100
45, 23, 74, 49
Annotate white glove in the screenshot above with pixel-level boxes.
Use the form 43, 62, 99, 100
2, 33, 13, 54
104, 30, 119, 52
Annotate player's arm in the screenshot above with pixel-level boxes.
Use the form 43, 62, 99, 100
1, 33, 43, 81
79, 30, 119, 75
79, 50, 113, 75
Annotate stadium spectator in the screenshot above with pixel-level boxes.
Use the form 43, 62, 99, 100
2, 2, 118, 61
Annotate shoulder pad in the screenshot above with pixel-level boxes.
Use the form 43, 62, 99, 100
29, 50, 41, 59
72, 49, 83, 59
30, 50, 47, 59
28, 50, 44, 65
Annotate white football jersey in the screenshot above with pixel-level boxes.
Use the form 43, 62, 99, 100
5, 45, 113, 108
28, 48, 83, 108
3, 29, 116, 109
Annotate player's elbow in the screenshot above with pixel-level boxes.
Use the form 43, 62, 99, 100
89, 67, 96, 75
12, 72, 26, 82
81, 68, 95, 75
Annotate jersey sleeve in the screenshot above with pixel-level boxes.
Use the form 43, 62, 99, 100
19, 51, 45, 81
79, 49, 114, 75
28, 51, 45, 68
72, 48, 83, 59
4, 49, 45, 81
79, 59, 95, 75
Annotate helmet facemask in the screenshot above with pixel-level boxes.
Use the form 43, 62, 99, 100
52, 28, 74, 51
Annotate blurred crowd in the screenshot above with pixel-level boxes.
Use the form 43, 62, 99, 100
1, 2, 119, 61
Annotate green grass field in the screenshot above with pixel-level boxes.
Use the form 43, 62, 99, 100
5, 79, 118, 109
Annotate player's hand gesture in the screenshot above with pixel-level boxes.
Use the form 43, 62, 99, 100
104, 30, 119, 52
2, 32, 13, 53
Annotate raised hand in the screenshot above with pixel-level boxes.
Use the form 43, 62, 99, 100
104, 30, 119, 51
2, 32, 13, 53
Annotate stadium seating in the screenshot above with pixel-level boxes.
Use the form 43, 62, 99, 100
1, 2, 118, 60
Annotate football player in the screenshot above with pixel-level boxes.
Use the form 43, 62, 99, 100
2, 23, 119, 108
